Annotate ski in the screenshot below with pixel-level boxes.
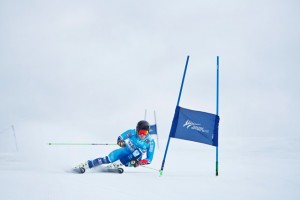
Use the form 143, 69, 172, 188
73, 161, 124, 174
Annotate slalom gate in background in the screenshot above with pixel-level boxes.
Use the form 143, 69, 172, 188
0, 125, 18, 152
144, 110, 160, 149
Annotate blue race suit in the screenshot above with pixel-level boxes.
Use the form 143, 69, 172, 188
88, 129, 155, 168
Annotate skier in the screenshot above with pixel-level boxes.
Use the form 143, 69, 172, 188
75, 120, 155, 173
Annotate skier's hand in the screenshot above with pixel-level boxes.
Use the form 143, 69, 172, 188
138, 159, 149, 166
131, 160, 148, 167
117, 139, 126, 147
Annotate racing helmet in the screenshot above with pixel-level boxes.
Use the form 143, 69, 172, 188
136, 120, 150, 132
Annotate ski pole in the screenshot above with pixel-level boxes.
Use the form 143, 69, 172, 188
48, 142, 117, 146
141, 165, 163, 176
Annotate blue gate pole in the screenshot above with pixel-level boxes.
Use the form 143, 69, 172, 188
216, 56, 219, 176
160, 55, 190, 174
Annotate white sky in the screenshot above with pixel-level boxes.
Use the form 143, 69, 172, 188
1, 0, 300, 143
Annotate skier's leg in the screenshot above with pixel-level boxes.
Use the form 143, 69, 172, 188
87, 156, 111, 168
87, 148, 130, 169
108, 147, 131, 163
120, 148, 143, 167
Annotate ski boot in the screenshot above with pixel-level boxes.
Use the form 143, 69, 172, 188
106, 161, 124, 174
74, 161, 89, 174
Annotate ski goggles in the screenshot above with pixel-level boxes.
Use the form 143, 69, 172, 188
138, 129, 149, 136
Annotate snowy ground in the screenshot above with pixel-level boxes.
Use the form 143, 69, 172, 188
1, 132, 300, 200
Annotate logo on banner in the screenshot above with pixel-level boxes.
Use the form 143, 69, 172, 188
183, 120, 209, 133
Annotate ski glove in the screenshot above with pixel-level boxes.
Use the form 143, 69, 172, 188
139, 159, 149, 165
133, 159, 149, 167
117, 139, 126, 147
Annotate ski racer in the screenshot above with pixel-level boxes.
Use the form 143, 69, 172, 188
77, 120, 155, 171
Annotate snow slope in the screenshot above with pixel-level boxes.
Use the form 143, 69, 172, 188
1, 129, 299, 200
